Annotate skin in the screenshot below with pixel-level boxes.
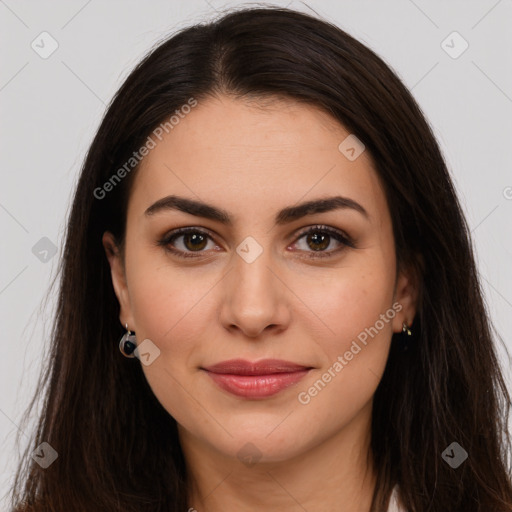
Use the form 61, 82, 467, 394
103, 94, 418, 512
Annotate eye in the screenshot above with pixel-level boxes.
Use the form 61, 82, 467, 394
289, 224, 355, 259
157, 224, 355, 260
157, 227, 219, 259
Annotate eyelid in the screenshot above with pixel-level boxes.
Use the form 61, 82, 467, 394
157, 226, 220, 259
158, 224, 355, 259
291, 224, 355, 247
287, 224, 355, 259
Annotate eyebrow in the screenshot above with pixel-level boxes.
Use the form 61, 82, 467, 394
144, 194, 369, 224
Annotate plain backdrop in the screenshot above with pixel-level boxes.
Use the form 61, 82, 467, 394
1, 0, 511, 504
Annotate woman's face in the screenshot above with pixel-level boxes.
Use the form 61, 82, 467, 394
104, 94, 416, 464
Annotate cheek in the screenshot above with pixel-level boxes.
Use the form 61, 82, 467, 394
292, 268, 396, 425
293, 260, 396, 370
125, 260, 214, 424
126, 251, 220, 359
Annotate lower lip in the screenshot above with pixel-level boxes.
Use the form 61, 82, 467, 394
204, 369, 310, 399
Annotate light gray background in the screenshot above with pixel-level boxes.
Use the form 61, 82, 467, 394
1, 0, 511, 504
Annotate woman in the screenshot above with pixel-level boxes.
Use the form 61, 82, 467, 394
9, 6, 512, 511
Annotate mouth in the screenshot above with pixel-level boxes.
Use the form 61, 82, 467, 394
201, 358, 313, 399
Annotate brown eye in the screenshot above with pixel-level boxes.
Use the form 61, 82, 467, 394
305, 231, 330, 251
158, 227, 218, 259
291, 225, 355, 259
158, 225, 355, 260
182, 232, 208, 251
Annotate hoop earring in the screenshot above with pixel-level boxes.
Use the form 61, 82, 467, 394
401, 321, 412, 351
119, 323, 137, 358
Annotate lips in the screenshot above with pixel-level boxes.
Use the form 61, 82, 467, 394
203, 358, 310, 375
202, 359, 312, 399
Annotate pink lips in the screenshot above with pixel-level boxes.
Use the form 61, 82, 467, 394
202, 358, 311, 399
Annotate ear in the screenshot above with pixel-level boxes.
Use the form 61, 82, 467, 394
392, 256, 422, 334
102, 231, 135, 330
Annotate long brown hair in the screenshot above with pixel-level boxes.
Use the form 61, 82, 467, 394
9, 6, 512, 511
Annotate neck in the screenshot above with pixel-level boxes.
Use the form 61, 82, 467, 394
180, 401, 377, 512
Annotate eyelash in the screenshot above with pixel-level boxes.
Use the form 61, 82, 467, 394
157, 225, 355, 260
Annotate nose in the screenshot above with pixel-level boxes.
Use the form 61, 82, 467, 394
219, 244, 291, 339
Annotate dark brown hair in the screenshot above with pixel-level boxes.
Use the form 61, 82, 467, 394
9, 6, 512, 511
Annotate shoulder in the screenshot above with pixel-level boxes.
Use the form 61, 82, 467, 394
387, 485, 406, 512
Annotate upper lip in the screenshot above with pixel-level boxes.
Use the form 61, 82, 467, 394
202, 358, 311, 375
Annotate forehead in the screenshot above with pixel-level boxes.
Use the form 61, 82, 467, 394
128, 95, 388, 224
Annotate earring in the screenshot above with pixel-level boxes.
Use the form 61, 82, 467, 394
401, 321, 412, 351
119, 323, 137, 358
